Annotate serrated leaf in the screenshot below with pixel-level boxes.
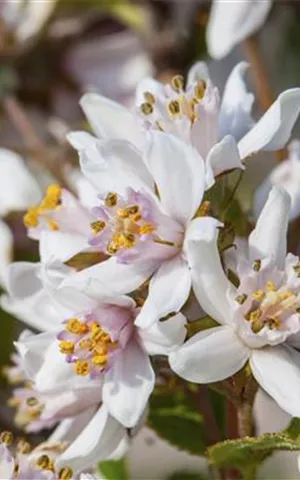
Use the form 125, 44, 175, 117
208, 417, 300, 477
98, 458, 128, 480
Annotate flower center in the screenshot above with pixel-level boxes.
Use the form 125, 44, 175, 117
58, 317, 119, 378
139, 74, 207, 131
237, 279, 300, 333
23, 184, 62, 231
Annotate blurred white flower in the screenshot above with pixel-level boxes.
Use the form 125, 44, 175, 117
170, 186, 300, 417
206, 0, 273, 59
254, 140, 300, 222
64, 30, 153, 106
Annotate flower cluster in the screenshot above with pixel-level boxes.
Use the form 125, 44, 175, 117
2, 59, 300, 477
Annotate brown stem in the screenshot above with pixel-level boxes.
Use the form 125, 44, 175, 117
243, 35, 273, 112
237, 376, 258, 438
3, 96, 71, 190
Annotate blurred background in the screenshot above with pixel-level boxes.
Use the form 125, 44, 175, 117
0, 1, 300, 478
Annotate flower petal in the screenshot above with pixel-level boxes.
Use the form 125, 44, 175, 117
14, 330, 55, 379
135, 255, 191, 329
68, 132, 154, 196
187, 61, 210, 87
184, 217, 234, 325
206, 0, 272, 59
135, 77, 164, 106
238, 89, 300, 159
49, 407, 97, 443
103, 339, 155, 428
219, 62, 255, 141
0, 220, 13, 288
0, 148, 41, 216
55, 405, 128, 473
145, 132, 205, 224
61, 257, 155, 297
206, 135, 244, 188
250, 345, 300, 417
39, 230, 87, 264
249, 186, 291, 269
6, 261, 42, 299
169, 326, 249, 383
138, 312, 187, 355
80, 93, 143, 149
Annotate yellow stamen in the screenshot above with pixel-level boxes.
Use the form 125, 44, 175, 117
143, 91, 155, 105
58, 467, 74, 480
139, 223, 155, 235
140, 102, 153, 115
92, 354, 108, 366
17, 440, 31, 454
194, 80, 207, 100
171, 75, 184, 92
36, 455, 51, 470
253, 260, 261, 272
74, 360, 89, 376
0, 431, 13, 445
90, 220, 106, 234
235, 294, 247, 305
23, 207, 39, 228
26, 397, 39, 407
265, 281, 276, 292
105, 192, 118, 207
59, 341, 75, 355
168, 100, 181, 117
47, 219, 59, 231
66, 318, 88, 335
252, 290, 265, 301
39, 184, 62, 210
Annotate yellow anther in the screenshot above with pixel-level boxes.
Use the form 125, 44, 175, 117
23, 207, 39, 228
105, 192, 118, 207
66, 318, 88, 335
253, 260, 261, 272
74, 360, 89, 376
143, 91, 155, 105
26, 397, 39, 407
117, 205, 139, 219
36, 454, 51, 470
90, 220, 106, 234
140, 102, 153, 115
267, 317, 281, 330
171, 75, 184, 92
194, 80, 207, 100
197, 201, 211, 217
17, 440, 31, 454
278, 291, 293, 301
132, 213, 142, 222
47, 219, 59, 231
7, 397, 21, 407
139, 223, 155, 235
265, 281, 276, 292
119, 232, 136, 249
59, 341, 75, 355
168, 100, 181, 116
117, 208, 129, 219
293, 263, 300, 277
40, 184, 62, 210
0, 431, 13, 445
249, 309, 262, 323
58, 467, 74, 480
235, 294, 247, 305
252, 290, 265, 301
92, 354, 108, 366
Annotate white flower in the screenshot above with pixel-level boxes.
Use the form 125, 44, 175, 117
14, 287, 186, 472
206, 0, 273, 59
169, 186, 300, 417
78, 62, 300, 188
66, 130, 220, 328
254, 140, 300, 222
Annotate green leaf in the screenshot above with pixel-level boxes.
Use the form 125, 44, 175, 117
185, 315, 218, 338
98, 458, 128, 480
208, 417, 300, 478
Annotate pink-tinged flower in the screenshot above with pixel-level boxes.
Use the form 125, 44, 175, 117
77, 61, 300, 187
66, 130, 219, 328
206, 0, 273, 59
15, 291, 186, 472
170, 187, 300, 417
0, 431, 94, 479
254, 140, 300, 222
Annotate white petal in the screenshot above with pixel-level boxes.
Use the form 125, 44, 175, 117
56, 405, 128, 473
187, 62, 210, 87
0, 149, 41, 216
238, 89, 300, 159
250, 345, 300, 417
61, 257, 155, 296
206, 135, 243, 188
68, 132, 153, 196
6, 261, 42, 299
0, 220, 13, 288
206, 0, 272, 59
219, 62, 255, 141
14, 330, 55, 379
135, 255, 191, 329
49, 407, 96, 443
39, 230, 87, 264
145, 132, 205, 224
103, 339, 155, 428
184, 217, 233, 325
135, 77, 164, 106
79, 93, 143, 149
169, 326, 249, 383
249, 186, 291, 269
138, 312, 187, 355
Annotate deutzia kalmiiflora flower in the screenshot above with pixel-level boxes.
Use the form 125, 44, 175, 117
14, 285, 186, 472
65, 131, 220, 328
0, 431, 94, 479
170, 186, 300, 417
77, 61, 300, 188
254, 140, 300, 222
206, 0, 273, 59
